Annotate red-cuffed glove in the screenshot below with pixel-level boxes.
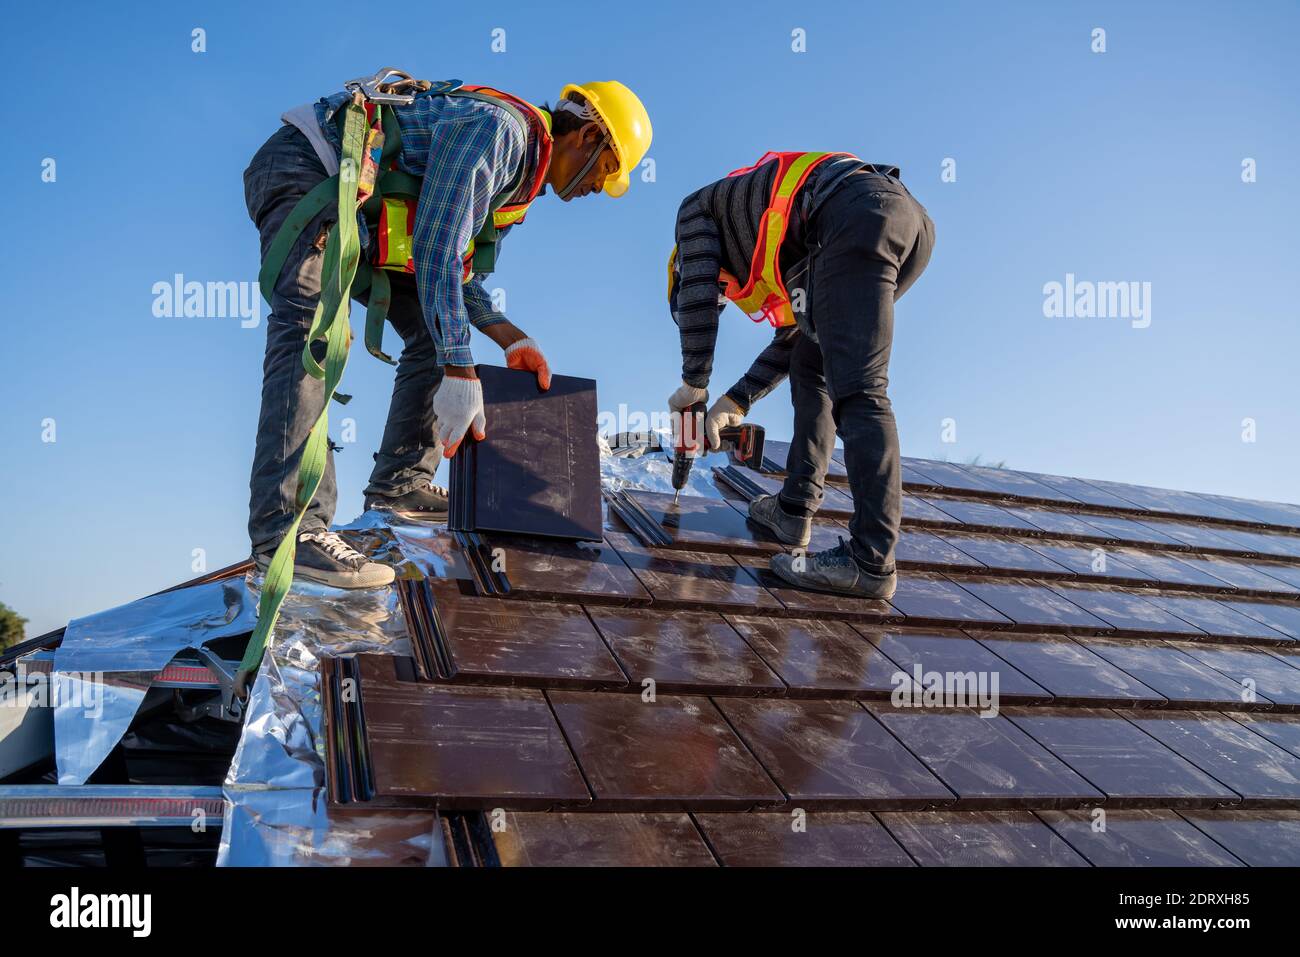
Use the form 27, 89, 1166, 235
504, 337, 552, 391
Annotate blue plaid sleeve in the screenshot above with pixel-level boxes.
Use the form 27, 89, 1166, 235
411, 111, 525, 366
464, 273, 509, 331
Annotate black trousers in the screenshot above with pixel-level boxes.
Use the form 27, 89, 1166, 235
778, 170, 935, 574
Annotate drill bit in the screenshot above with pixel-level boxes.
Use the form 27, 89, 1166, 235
670, 400, 705, 508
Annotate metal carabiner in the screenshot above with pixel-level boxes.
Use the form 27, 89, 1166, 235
344, 67, 421, 106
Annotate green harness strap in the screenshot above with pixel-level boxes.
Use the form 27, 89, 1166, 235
256, 180, 393, 372
236, 94, 369, 696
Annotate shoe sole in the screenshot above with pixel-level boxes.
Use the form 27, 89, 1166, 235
769, 558, 896, 600
252, 558, 395, 590
366, 501, 449, 523
747, 500, 812, 548
389, 509, 449, 524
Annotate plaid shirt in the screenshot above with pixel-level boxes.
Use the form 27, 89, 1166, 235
316, 89, 529, 367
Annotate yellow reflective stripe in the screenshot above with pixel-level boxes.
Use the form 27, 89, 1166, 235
733, 210, 786, 314
760, 211, 784, 290
380, 197, 413, 268
493, 204, 530, 228
774, 151, 830, 201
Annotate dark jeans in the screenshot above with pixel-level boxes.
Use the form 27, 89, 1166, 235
243, 125, 443, 555
779, 169, 935, 574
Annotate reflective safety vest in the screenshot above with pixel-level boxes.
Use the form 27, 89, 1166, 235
668, 151, 849, 328
719, 151, 849, 327
257, 76, 556, 372
371, 85, 554, 283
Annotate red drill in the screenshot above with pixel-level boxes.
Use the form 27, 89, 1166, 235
671, 404, 766, 504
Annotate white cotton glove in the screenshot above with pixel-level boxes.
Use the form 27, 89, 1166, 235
434, 375, 486, 458
704, 395, 747, 452
667, 381, 709, 454
667, 380, 708, 414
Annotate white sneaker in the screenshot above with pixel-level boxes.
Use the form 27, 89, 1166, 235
255, 531, 395, 589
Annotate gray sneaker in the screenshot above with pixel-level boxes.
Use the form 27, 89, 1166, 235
769, 537, 896, 599
254, 531, 395, 589
747, 494, 812, 547
365, 484, 449, 522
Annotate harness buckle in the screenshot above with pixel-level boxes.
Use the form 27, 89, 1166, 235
193, 645, 246, 721
344, 67, 432, 106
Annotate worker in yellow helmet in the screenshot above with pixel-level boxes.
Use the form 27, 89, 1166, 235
246, 72, 651, 588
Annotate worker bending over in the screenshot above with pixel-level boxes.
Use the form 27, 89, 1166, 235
668, 152, 934, 599
246, 72, 651, 589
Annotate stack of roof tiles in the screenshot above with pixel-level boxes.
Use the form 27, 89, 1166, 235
323, 451, 1300, 866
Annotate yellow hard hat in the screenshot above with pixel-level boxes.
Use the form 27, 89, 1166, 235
559, 80, 652, 198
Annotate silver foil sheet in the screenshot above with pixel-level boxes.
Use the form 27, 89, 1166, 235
216, 520, 449, 866
53, 578, 256, 785
598, 431, 728, 500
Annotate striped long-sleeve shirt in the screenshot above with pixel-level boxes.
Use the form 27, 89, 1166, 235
670, 154, 869, 410
315, 89, 537, 368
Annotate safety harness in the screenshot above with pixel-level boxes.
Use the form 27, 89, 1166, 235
256, 73, 554, 366
236, 69, 559, 697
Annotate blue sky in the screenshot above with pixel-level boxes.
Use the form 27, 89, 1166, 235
3, 0, 1297, 637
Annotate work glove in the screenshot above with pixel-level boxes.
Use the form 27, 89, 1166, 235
667, 381, 709, 455
433, 375, 486, 458
504, 337, 552, 391
667, 381, 708, 413
704, 395, 747, 452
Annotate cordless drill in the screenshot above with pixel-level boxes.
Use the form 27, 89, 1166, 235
671, 403, 766, 503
